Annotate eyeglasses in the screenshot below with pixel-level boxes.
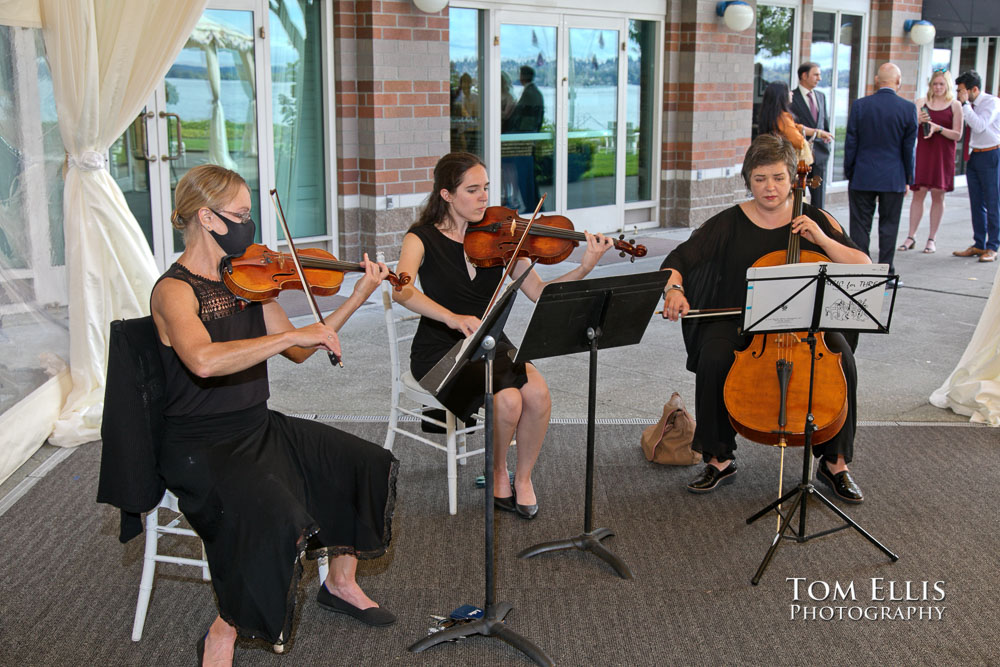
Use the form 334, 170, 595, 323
211, 208, 253, 224
932, 67, 949, 73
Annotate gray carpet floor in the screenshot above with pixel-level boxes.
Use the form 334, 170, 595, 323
1, 422, 997, 666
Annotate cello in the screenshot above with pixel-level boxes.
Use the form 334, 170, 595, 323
722, 161, 849, 448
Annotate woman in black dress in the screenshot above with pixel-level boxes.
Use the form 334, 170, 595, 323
660, 134, 871, 502
393, 152, 613, 519
150, 165, 398, 666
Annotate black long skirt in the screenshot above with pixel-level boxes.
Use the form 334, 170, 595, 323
158, 404, 398, 644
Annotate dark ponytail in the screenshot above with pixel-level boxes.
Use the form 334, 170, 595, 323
411, 152, 486, 231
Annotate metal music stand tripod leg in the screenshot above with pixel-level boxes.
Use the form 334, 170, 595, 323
743, 265, 899, 585
517, 328, 633, 579
408, 253, 554, 667
408, 341, 553, 665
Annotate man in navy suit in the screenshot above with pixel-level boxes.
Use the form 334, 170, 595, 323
844, 62, 918, 275
791, 62, 834, 209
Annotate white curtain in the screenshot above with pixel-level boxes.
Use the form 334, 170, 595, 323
930, 275, 1000, 426
203, 39, 238, 170
39, 0, 207, 447
0, 0, 40, 27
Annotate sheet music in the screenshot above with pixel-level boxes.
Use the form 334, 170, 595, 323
418, 264, 532, 396
743, 263, 891, 333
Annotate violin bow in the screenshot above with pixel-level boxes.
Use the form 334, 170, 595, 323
269, 188, 342, 368
481, 192, 547, 318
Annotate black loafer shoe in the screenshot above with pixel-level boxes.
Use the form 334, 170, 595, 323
515, 502, 538, 520
494, 495, 517, 513
686, 461, 737, 493
817, 462, 864, 504
317, 584, 396, 627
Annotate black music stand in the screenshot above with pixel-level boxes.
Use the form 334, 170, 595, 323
740, 263, 900, 585
408, 265, 553, 667
514, 271, 670, 578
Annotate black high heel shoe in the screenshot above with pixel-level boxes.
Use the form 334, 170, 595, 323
515, 501, 538, 520
494, 493, 517, 513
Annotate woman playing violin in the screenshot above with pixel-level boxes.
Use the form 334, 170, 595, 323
394, 152, 614, 519
660, 135, 871, 502
150, 164, 398, 666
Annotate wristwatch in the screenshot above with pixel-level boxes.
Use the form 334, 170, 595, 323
666, 284, 685, 295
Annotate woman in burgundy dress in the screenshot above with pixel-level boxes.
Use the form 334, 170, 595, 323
901, 70, 963, 254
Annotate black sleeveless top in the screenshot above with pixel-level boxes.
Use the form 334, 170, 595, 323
409, 224, 506, 379
154, 263, 269, 417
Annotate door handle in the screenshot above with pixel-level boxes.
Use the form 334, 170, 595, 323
159, 111, 184, 160
130, 111, 156, 162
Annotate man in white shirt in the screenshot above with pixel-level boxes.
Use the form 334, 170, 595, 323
954, 70, 1000, 262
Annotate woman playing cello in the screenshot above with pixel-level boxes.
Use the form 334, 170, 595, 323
660, 135, 871, 502
150, 164, 398, 666
393, 152, 613, 519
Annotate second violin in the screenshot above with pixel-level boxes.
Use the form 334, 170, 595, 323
464, 206, 647, 268
221, 243, 410, 302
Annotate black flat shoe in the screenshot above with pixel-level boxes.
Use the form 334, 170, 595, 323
317, 584, 396, 627
494, 494, 517, 513
686, 461, 737, 493
817, 461, 864, 504
515, 502, 538, 520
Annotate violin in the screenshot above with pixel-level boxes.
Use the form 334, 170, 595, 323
722, 161, 848, 447
464, 206, 647, 268
221, 243, 410, 302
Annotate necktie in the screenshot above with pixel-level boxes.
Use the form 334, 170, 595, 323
808, 90, 819, 123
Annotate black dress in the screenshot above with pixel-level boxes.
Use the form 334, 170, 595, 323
660, 203, 861, 464
154, 263, 398, 645
408, 224, 529, 420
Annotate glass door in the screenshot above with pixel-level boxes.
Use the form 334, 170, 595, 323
495, 13, 632, 233
497, 15, 558, 215
155, 7, 263, 260
111, 3, 266, 270
564, 18, 622, 230
811, 10, 865, 183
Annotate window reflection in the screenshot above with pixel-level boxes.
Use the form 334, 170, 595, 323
271, 0, 326, 239
499, 24, 556, 213
627, 19, 655, 203
753, 5, 795, 137
566, 27, 618, 210
449, 8, 484, 159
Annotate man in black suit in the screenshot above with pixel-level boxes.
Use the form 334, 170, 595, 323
844, 62, 918, 276
791, 61, 834, 209
508, 66, 545, 132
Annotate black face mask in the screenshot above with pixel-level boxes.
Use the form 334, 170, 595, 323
208, 209, 256, 256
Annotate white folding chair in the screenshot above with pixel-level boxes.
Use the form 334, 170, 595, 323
131, 489, 210, 641
131, 489, 328, 643
378, 253, 485, 514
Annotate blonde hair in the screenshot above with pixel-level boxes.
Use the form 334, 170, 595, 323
927, 70, 954, 103
170, 164, 249, 234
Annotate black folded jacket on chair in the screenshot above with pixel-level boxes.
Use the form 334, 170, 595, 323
96, 316, 168, 543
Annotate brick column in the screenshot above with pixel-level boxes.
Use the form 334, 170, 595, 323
334, 1, 450, 262
662, 0, 756, 228
866, 0, 922, 99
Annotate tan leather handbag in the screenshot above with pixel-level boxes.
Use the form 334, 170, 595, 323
641, 392, 701, 465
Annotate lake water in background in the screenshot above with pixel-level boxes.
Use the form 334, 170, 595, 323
166, 79, 644, 132
37, 76, 644, 136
